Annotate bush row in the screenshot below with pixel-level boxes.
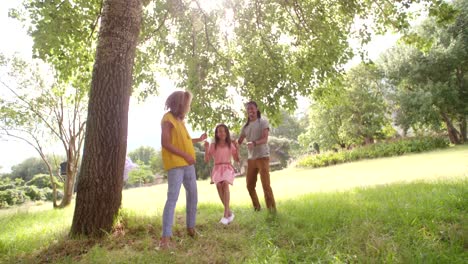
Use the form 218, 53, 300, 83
297, 137, 450, 168
0, 186, 63, 208
0, 174, 64, 208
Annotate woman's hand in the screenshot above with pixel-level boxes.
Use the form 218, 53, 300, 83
204, 140, 209, 149
184, 153, 195, 165
199, 133, 207, 142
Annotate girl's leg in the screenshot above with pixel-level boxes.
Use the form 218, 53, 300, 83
216, 182, 225, 207
162, 167, 184, 238
222, 181, 231, 218
182, 165, 198, 230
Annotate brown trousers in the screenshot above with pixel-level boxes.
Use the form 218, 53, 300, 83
246, 157, 276, 210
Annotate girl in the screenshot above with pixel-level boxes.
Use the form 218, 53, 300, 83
204, 124, 240, 225
160, 91, 207, 249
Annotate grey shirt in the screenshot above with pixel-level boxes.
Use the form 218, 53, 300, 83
240, 118, 270, 159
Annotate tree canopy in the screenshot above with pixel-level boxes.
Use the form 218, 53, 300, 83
379, 0, 467, 143
10, 0, 449, 131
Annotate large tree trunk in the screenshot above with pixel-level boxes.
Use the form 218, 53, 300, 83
441, 112, 461, 144
455, 67, 467, 143
460, 115, 467, 143
71, 0, 142, 237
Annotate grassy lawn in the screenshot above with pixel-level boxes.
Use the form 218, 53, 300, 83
0, 145, 467, 263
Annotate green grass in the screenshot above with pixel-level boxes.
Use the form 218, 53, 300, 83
0, 145, 467, 263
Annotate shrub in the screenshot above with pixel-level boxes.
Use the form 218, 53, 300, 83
20, 186, 46, 201
126, 164, 156, 188
0, 189, 29, 207
0, 183, 16, 191
26, 174, 63, 189
42, 187, 63, 201
297, 137, 449, 168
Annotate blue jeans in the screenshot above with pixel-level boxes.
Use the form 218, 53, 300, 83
162, 165, 198, 237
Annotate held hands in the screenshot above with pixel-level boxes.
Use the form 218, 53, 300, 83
232, 139, 239, 148
199, 133, 207, 142
247, 141, 255, 150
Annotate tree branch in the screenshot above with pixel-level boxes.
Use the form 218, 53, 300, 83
88, 0, 103, 41
0, 78, 62, 140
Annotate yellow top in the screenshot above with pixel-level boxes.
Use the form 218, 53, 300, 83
161, 112, 195, 171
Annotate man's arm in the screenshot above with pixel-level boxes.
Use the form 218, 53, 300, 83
253, 128, 269, 146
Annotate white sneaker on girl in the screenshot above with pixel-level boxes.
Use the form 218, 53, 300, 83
220, 217, 229, 225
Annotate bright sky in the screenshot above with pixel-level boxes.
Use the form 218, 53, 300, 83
0, 1, 399, 173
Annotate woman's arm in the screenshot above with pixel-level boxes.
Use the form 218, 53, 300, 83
192, 133, 207, 144
161, 121, 195, 164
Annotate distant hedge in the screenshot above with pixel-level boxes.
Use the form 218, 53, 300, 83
297, 137, 450, 168
0, 174, 64, 208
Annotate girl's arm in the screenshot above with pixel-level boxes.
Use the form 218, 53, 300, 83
232, 141, 240, 162
204, 141, 211, 163
161, 121, 195, 164
233, 150, 240, 163
237, 134, 246, 145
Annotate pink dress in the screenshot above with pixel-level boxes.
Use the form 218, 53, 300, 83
207, 143, 238, 185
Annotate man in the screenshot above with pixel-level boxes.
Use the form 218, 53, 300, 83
238, 101, 276, 212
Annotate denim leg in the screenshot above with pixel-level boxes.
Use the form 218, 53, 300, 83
182, 165, 198, 229
162, 167, 184, 237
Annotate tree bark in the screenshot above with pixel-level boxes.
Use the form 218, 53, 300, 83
71, 0, 143, 237
59, 149, 77, 208
459, 115, 467, 143
441, 112, 461, 144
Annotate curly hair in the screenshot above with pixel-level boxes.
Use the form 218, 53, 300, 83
165, 91, 193, 119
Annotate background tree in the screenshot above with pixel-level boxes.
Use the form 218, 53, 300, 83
9, 157, 49, 182
128, 146, 157, 165
12, 0, 448, 131
270, 111, 306, 141
299, 101, 350, 151
379, 0, 467, 144
339, 63, 392, 145
149, 151, 166, 177
0, 55, 87, 208
126, 162, 155, 188
300, 63, 392, 150
70, 0, 143, 237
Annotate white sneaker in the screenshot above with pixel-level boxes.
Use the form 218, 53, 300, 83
220, 217, 229, 225
228, 213, 235, 223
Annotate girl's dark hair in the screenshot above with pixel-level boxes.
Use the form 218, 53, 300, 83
214, 124, 231, 149
243, 101, 261, 128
